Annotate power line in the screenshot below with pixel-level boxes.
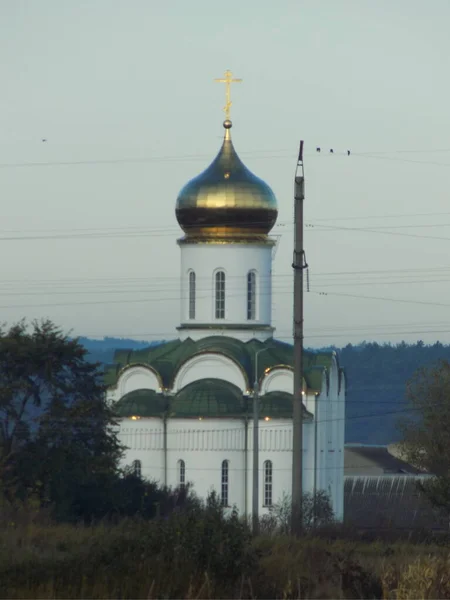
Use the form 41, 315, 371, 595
1, 286, 449, 311
2, 145, 450, 170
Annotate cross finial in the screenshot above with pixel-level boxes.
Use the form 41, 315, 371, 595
214, 69, 242, 121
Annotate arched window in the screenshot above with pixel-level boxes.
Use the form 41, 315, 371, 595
263, 460, 273, 507
215, 271, 226, 319
132, 459, 142, 478
221, 460, 229, 506
188, 271, 196, 319
247, 271, 256, 320
178, 459, 186, 488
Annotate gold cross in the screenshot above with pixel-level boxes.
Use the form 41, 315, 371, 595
214, 69, 242, 120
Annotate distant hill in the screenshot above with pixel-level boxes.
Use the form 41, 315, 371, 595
77, 336, 167, 365
78, 336, 450, 446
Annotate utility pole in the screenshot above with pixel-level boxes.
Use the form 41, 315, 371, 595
252, 346, 271, 535
252, 369, 260, 535
292, 140, 306, 535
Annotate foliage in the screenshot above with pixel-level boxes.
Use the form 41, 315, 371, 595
398, 360, 450, 513
4, 490, 450, 598
0, 319, 123, 522
260, 490, 335, 535
0, 492, 254, 599
7, 511, 450, 599
382, 555, 450, 599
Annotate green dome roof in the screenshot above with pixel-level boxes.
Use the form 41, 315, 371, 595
105, 335, 340, 394
175, 121, 278, 240
260, 391, 295, 419
171, 378, 245, 418
112, 380, 313, 420
114, 388, 167, 417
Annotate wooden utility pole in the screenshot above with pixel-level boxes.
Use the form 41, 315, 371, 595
292, 140, 306, 534
252, 372, 260, 535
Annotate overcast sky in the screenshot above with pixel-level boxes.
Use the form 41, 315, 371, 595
1, 0, 450, 347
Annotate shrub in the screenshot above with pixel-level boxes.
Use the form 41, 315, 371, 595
260, 490, 336, 535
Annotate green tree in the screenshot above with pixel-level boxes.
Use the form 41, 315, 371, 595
0, 319, 123, 520
398, 360, 450, 513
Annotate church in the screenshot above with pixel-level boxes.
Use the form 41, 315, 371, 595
105, 72, 346, 520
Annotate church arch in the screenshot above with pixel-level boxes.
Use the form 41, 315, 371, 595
132, 459, 142, 478
263, 460, 273, 507
188, 270, 196, 320
247, 270, 257, 320
260, 366, 293, 395
221, 459, 229, 506
172, 351, 248, 393
178, 459, 186, 488
214, 269, 226, 319
118, 364, 162, 397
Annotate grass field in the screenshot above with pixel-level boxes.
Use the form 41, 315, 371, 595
2, 506, 450, 599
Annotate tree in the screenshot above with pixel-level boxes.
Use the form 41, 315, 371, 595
0, 319, 123, 520
398, 360, 450, 513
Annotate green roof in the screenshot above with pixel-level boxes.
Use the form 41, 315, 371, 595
112, 378, 314, 419
260, 391, 312, 420
105, 336, 337, 393
114, 389, 168, 418
171, 378, 245, 418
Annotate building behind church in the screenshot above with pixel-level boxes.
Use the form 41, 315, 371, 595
105, 95, 346, 520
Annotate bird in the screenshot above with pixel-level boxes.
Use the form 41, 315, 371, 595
347, 150, 351, 156
41, 138, 47, 142
316, 147, 321, 153
329, 149, 334, 154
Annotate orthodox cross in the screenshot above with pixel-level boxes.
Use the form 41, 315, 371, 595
214, 69, 242, 120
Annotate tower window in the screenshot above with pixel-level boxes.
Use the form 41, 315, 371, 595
178, 459, 186, 488
132, 459, 142, 478
215, 271, 226, 319
188, 271, 196, 319
247, 271, 256, 320
263, 460, 273, 507
221, 460, 229, 506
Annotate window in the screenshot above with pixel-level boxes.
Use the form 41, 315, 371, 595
221, 460, 229, 506
132, 459, 142, 478
247, 271, 256, 320
263, 460, 273, 507
189, 271, 196, 319
215, 271, 225, 319
178, 459, 186, 488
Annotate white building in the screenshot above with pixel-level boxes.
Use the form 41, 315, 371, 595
105, 114, 346, 520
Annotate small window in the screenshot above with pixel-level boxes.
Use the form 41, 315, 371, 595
215, 271, 226, 319
221, 460, 229, 506
189, 271, 196, 319
247, 271, 256, 320
178, 459, 186, 488
132, 459, 142, 478
263, 460, 273, 507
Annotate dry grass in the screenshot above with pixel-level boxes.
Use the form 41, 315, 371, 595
1, 514, 450, 599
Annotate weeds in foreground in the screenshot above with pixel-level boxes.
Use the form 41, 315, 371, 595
1, 495, 450, 599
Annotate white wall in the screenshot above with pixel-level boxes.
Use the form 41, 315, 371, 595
112, 353, 346, 520
314, 355, 345, 521
119, 419, 165, 483
118, 415, 316, 516
118, 365, 161, 395
173, 352, 248, 393
260, 367, 293, 394
167, 418, 246, 509
178, 240, 274, 341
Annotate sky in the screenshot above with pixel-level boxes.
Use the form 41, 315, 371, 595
1, 0, 450, 347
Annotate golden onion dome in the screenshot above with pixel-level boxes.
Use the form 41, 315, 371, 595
175, 120, 278, 240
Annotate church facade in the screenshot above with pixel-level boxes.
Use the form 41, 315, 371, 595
105, 99, 346, 520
